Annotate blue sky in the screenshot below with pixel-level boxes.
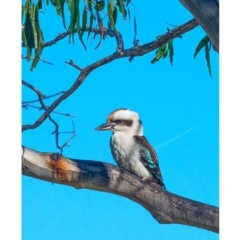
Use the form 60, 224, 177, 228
21, 1, 219, 239
21, 1, 220, 239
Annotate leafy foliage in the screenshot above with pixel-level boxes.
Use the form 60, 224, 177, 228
22, 0, 45, 71
194, 35, 212, 78
151, 36, 174, 65
22, 0, 132, 70
22, 1, 216, 77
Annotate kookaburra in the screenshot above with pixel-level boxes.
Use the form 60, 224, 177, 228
95, 108, 165, 189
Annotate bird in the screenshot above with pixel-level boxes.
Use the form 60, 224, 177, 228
95, 108, 166, 189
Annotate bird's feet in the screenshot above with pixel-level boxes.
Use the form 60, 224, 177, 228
140, 177, 148, 184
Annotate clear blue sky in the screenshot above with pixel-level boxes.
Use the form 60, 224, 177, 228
21, 1, 219, 239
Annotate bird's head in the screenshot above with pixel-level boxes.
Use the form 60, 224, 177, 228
95, 108, 143, 135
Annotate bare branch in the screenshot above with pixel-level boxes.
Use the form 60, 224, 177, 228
22, 91, 66, 104
22, 18, 199, 132
65, 60, 83, 71
22, 146, 219, 233
22, 27, 116, 49
22, 80, 45, 98
22, 104, 75, 117
57, 121, 77, 153
22, 82, 73, 117
22, 80, 75, 150
49, 117, 76, 153
22, 55, 54, 65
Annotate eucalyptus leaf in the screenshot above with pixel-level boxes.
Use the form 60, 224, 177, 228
194, 35, 210, 59
205, 42, 212, 78
168, 40, 174, 65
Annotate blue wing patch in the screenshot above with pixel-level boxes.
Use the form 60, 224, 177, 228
134, 135, 165, 189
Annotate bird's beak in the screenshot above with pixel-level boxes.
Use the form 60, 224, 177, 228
95, 122, 115, 131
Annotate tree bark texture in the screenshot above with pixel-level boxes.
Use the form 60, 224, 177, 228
179, 0, 219, 52
22, 146, 219, 233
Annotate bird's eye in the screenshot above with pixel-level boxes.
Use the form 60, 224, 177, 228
115, 119, 122, 124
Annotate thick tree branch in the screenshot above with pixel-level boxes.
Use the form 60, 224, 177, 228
22, 18, 198, 132
179, 0, 219, 52
22, 146, 219, 233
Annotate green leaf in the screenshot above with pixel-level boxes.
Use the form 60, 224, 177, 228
194, 35, 210, 59
56, 1, 61, 15
80, 6, 87, 38
38, 0, 43, 9
87, 12, 95, 39
68, 0, 80, 44
77, 9, 87, 50
60, 0, 67, 29
50, 0, 57, 7
21, 5, 25, 21
24, 8, 35, 49
151, 44, 167, 64
96, 0, 105, 11
168, 40, 174, 65
87, 0, 93, 13
113, 6, 118, 24
108, 3, 118, 33
163, 50, 168, 59
133, 14, 137, 43
110, 0, 114, 11
31, 4, 39, 48
24, 4, 37, 61
205, 42, 212, 78
30, 26, 45, 71
117, 0, 126, 19
126, 0, 131, 6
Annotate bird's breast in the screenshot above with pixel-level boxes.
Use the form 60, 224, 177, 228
110, 133, 153, 180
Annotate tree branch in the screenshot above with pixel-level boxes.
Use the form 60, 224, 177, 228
22, 104, 75, 117
22, 146, 219, 233
22, 18, 199, 132
179, 0, 219, 52
22, 55, 54, 65
22, 91, 66, 104
22, 80, 75, 151
22, 27, 116, 49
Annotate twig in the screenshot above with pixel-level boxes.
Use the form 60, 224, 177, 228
51, 120, 76, 154
21, 27, 116, 49
165, 22, 178, 28
22, 104, 75, 117
65, 60, 83, 71
22, 55, 54, 65
59, 121, 77, 154
22, 91, 66, 104
22, 80, 76, 150
22, 18, 199, 132
22, 80, 45, 98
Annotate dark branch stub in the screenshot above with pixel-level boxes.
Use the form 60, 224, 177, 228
65, 60, 83, 71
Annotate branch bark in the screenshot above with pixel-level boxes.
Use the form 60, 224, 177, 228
22, 18, 198, 132
22, 146, 219, 233
179, 0, 219, 52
